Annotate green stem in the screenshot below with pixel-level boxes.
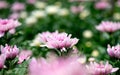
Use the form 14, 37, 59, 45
1, 69, 5, 75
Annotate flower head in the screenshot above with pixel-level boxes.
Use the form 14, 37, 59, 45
29, 56, 88, 75
27, 0, 36, 4
70, 6, 84, 14
18, 50, 32, 64
45, 5, 60, 15
11, 2, 25, 12
0, 19, 21, 37
37, 31, 79, 50
34, 1, 46, 9
31, 10, 46, 19
57, 8, 69, 16
95, 1, 110, 10
1, 44, 19, 59
96, 21, 120, 32
87, 61, 119, 75
107, 44, 120, 58
83, 30, 93, 38
25, 16, 37, 26
0, 1, 8, 9
9, 12, 20, 20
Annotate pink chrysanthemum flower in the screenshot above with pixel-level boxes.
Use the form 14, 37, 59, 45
0, 1, 8, 9
27, 0, 36, 4
87, 61, 119, 75
107, 44, 120, 58
38, 31, 52, 44
70, 6, 84, 14
117, 0, 120, 7
29, 57, 88, 75
18, 50, 32, 64
38, 31, 79, 50
95, 1, 110, 10
0, 44, 19, 59
9, 13, 20, 20
96, 21, 120, 32
11, 2, 25, 12
0, 19, 21, 37
0, 54, 6, 69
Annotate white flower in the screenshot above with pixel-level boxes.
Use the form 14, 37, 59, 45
77, 55, 86, 64
25, 16, 37, 26
30, 35, 41, 46
83, 30, 93, 38
114, 13, 120, 20
45, 5, 60, 15
31, 10, 46, 18
79, 10, 90, 19
88, 57, 95, 62
19, 11, 28, 19
35, 1, 46, 9
91, 50, 99, 57
57, 8, 69, 16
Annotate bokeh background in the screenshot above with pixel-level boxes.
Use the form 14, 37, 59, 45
0, 0, 120, 75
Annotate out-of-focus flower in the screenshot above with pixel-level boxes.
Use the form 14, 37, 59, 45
30, 35, 41, 47
38, 31, 79, 50
107, 44, 120, 58
1, 44, 19, 59
88, 57, 95, 62
86, 61, 119, 75
8, 29, 16, 34
27, 0, 37, 4
35, 1, 46, 9
79, 10, 90, 19
18, 50, 32, 64
96, 21, 120, 32
95, 1, 110, 10
19, 11, 28, 19
0, 54, 6, 69
113, 13, 120, 20
0, 1, 8, 9
70, 6, 84, 14
9, 12, 20, 20
72, 46, 79, 54
0, 19, 21, 37
25, 16, 37, 26
117, 0, 120, 7
11, 2, 25, 12
31, 10, 46, 18
31, 32, 51, 46
57, 8, 69, 16
54, 2, 62, 7
77, 55, 86, 64
45, 5, 60, 15
83, 30, 93, 38
91, 50, 99, 57
85, 41, 92, 47
29, 56, 88, 75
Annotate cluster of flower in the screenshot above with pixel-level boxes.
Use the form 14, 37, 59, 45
30, 28, 119, 75
28, 50, 118, 75
0, 44, 32, 69
31, 31, 78, 51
